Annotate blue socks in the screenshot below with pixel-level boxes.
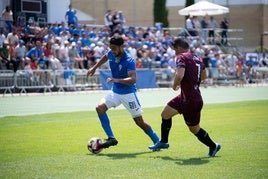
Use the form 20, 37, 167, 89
145, 126, 159, 144
98, 113, 114, 138
99, 113, 159, 144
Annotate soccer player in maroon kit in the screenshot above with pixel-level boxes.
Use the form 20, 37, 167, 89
149, 38, 221, 157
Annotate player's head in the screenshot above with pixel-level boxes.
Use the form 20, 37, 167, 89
171, 38, 189, 55
109, 35, 124, 57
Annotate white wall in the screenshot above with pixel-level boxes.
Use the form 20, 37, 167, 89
167, 0, 268, 7
46, 0, 70, 23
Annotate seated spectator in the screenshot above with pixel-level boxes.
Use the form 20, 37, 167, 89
0, 40, 9, 70
259, 53, 268, 67
6, 29, 19, 45
26, 40, 44, 62
186, 15, 197, 36
58, 40, 70, 64
15, 40, 27, 70
68, 42, 84, 69
0, 28, 6, 47
160, 53, 173, 80
140, 49, 152, 69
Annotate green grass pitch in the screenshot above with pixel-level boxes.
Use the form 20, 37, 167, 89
0, 100, 268, 178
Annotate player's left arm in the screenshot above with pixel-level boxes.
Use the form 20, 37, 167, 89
172, 67, 185, 91
107, 70, 136, 84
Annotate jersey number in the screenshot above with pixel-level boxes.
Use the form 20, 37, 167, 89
196, 63, 201, 81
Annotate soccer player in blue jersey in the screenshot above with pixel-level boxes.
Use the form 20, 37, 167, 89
87, 35, 159, 149
149, 38, 221, 157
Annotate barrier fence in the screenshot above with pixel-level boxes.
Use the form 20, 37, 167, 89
0, 69, 102, 96
1, 67, 267, 96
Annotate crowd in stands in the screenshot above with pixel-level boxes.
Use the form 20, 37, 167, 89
0, 6, 268, 86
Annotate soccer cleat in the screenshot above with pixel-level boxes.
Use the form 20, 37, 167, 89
101, 137, 118, 148
208, 143, 221, 157
149, 142, 169, 151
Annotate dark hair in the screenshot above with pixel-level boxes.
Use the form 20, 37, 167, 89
109, 36, 124, 46
171, 38, 189, 50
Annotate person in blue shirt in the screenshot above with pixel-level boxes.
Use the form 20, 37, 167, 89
87, 35, 159, 149
26, 41, 44, 61
65, 4, 76, 26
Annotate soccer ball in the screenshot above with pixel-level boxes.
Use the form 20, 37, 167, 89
87, 137, 103, 154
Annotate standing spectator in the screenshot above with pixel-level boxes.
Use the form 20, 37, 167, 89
104, 10, 113, 32
193, 16, 201, 36
220, 17, 229, 45
200, 17, 208, 43
149, 38, 221, 157
118, 11, 126, 28
208, 16, 217, 44
1, 5, 14, 33
86, 35, 159, 149
65, 4, 76, 27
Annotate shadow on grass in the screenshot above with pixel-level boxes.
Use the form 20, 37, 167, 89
161, 156, 210, 165
96, 151, 152, 159
88, 151, 218, 166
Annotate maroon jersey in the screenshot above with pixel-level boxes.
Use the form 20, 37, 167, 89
167, 52, 205, 126
176, 52, 205, 102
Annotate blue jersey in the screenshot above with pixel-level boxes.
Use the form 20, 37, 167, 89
107, 50, 137, 94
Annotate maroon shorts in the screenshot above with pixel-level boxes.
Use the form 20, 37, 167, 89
167, 95, 203, 126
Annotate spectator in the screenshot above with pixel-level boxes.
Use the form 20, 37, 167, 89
140, 49, 152, 69
58, 40, 70, 64
9, 42, 19, 72
6, 29, 19, 45
208, 16, 217, 44
68, 42, 84, 69
84, 48, 96, 69
15, 39, 27, 69
220, 17, 229, 45
65, 4, 76, 27
26, 40, 44, 62
226, 52, 238, 75
160, 53, 173, 80
80, 32, 91, 47
193, 16, 201, 36
0, 41, 9, 69
118, 11, 126, 28
24, 58, 33, 80
0, 28, 6, 46
104, 10, 113, 32
259, 53, 268, 67
200, 17, 208, 43
185, 15, 197, 36
1, 5, 14, 33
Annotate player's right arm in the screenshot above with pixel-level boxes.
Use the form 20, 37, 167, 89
87, 54, 108, 77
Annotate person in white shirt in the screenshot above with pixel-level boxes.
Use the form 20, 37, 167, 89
15, 40, 27, 69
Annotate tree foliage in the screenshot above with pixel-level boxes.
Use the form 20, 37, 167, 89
153, 0, 169, 27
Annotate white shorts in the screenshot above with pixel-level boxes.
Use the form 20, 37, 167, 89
101, 91, 142, 118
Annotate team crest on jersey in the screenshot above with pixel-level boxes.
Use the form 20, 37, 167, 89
119, 64, 122, 71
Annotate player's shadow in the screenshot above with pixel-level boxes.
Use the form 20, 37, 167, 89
89, 152, 213, 165
161, 156, 210, 165
97, 151, 152, 159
